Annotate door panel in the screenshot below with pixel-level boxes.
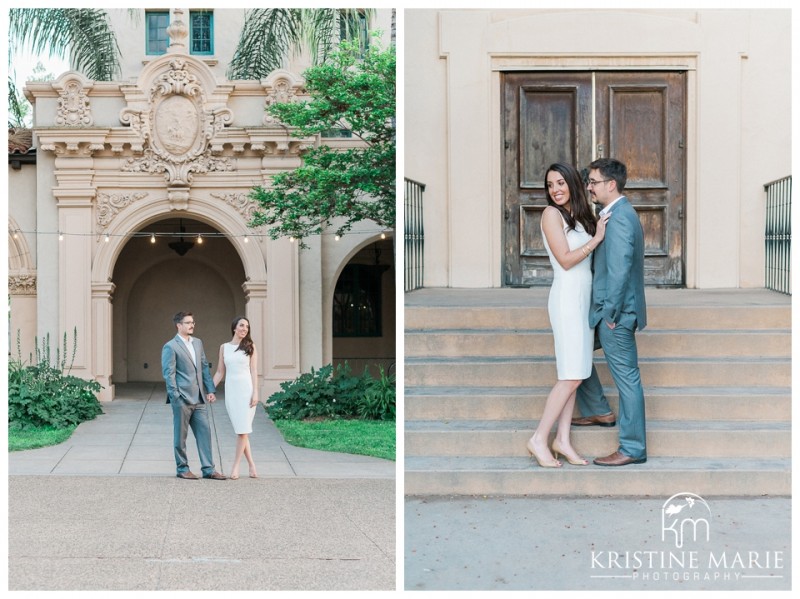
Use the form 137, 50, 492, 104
597, 72, 686, 285
502, 71, 686, 286
503, 73, 592, 286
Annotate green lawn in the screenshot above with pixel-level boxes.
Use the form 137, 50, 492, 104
272, 418, 395, 461
9, 416, 396, 461
8, 424, 76, 451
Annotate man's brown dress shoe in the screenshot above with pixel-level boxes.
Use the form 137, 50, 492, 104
203, 472, 228, 480
593, 451, 647, 466
571, 412, 616, 427
176, 471, 199, 479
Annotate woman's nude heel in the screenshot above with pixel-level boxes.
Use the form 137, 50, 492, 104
551, 440, 588, 466
526, 438, 562, 468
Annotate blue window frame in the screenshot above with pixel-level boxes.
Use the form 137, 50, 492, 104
190, 10, 214, 55
145, 10, 214, 56
146, 11, 169, 55
339, 10, 369, 46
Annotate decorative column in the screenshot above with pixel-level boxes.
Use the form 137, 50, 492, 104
263, 237, 301, 395
37, 73, 107, 384
39, 142, 104, 381
91, 282, 116, 401
242, 281, 267, 398
54, 179, 95, 379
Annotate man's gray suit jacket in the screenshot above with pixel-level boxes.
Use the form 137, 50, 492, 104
589, 196, 647, 331
161, 335, 216, 405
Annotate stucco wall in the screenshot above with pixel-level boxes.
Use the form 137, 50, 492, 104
8, 163, 39, 362
405, 9, 791, 289
8, 164, 38, 265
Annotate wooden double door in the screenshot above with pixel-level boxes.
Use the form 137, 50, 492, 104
502, 71, 686, 286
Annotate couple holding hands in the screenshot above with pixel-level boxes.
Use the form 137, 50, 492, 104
161, 312, 260, 480
527, 157, 648, 468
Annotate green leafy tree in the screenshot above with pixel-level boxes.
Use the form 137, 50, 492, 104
28, 61, 58, 83
249, 39, 396, 248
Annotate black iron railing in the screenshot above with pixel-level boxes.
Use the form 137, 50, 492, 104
405, 178, 425, 291
764, 176, 791, 295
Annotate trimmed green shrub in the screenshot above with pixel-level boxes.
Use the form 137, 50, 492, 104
267, 362, 377, 420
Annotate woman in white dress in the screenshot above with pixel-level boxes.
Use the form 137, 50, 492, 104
213, 316, 259, 479
526, 163, 610, 468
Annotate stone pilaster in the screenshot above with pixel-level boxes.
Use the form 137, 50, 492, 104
264, 237, 301, 395
91, 282, 116, 401
54, 174, 96, 378
242, 281, 267, 398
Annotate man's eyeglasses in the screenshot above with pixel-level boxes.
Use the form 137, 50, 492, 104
181, 321, 195, 326
587, 179, 611, 187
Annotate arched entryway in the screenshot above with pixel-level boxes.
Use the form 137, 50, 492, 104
90, 195, 272, 401
330, 236, 395, 376
112, 217, 246, 383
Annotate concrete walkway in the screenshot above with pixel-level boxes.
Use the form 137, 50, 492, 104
405, 495, 791, 591
8, 383, 395, 591
8, 382, 396, 479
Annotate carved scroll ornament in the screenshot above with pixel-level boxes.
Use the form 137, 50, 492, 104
9, 273, 37, 295
96, 192, 149, 227
262, 70, 307, 125
120, 57, 233, 185
55, 75, 94, 127
210, 192, 262, 222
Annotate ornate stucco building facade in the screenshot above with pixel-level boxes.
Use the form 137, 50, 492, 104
9, 8, 396, 401
405, 9, 791, 289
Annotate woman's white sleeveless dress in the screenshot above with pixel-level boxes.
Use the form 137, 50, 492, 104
541, 214, 594, 380
223, 343, 256, 434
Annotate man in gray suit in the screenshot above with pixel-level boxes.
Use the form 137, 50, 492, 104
162, 311, 226, 480
577, 158, 648, 466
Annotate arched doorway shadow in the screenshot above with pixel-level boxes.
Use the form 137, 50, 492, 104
112, 217, 245, 383
328, 235, 395, 377
91, 197, 268, 400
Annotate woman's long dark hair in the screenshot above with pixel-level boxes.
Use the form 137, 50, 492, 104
544, 162, 597, 236
231, 316, 254, 356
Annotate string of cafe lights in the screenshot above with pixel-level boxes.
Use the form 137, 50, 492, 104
10, 228, 392, 244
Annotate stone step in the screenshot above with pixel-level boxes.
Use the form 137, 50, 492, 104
404, 387, 791, 421
404, 456, 790, 496
403, 288, 791, 497
405, 305, 790, 331
405, 357, 791, 388
406, 307, 792, 331
404, 300, 791, 332
405, 329, 790, 358
404, 420, 790, 458
405, 289, 790, 331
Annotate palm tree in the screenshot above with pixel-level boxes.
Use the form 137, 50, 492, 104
8, 77, 29, 129
9, 8, 122, 82
226, 8, 375, 80
9, 8, 122, 127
